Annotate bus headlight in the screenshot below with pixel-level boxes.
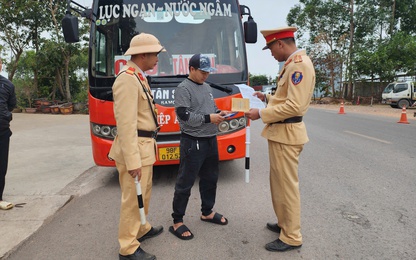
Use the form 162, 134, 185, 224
93, 125, 101, 135
217, 116, 246, 135
218, 121, 230, 132
229, 119, 239, 129
91, 123, 117, 140
101, 126, 111, 136
111, 128, 117, 137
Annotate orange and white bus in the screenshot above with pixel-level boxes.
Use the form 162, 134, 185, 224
63, 0, 257, 166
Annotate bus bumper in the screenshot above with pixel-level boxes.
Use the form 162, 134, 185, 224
154, 128, 247, 166
91, 134, 116, 167
91, 128, 247, 167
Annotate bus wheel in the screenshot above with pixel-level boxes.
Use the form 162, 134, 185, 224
398, 99, 410, 109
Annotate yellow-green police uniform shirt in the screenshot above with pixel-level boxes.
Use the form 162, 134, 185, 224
109, 60, 157, 170
260, 50, 315, 145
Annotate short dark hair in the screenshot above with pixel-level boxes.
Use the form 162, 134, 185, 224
280, 37, 296, 45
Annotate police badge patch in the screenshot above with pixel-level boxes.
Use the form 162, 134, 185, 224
291, 71, 303, 85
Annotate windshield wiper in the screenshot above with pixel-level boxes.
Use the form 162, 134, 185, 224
147, 75, 233, 94
206, 81, 233, 93
146, 75, 187, 84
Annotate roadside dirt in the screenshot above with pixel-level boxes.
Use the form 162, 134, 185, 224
309, 103, 416, 121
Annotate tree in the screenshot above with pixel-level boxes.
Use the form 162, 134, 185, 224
47, 0, 89, 102
287, 0, 350, 98
13, 50, 38, 108
0, 0, 88, 103
0, 0, 32, 80
287, 0, 416, 100
0, 1, 52, 82
383, 32, 416, 77
249, 74, 269, 86
29, 1, 53, 96
395, 0, 416, 35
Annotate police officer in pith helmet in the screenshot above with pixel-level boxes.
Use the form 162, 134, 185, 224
245, 26, 316, 252
109, 33, 165, 260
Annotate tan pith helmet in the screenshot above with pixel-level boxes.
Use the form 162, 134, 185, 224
125, 33, 166, 55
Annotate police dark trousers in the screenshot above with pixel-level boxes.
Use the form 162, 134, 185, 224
0, 128, 12, 201
172, 134, 219, 223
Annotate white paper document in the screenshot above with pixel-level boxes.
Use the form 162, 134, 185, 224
235, 84, 266, 110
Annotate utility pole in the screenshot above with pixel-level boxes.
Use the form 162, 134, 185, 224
347, 0, 354, 100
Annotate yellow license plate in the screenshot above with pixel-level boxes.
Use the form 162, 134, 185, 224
158, 147, 180, 161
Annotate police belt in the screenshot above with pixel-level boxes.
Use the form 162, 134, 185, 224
137, 129, 158, 139
273, 116, 303, 124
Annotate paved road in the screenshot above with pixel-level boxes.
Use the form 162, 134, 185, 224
0, 113, 115, 259
2, 108, 416, 259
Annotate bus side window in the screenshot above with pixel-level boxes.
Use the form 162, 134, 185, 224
95, 30, 107, 75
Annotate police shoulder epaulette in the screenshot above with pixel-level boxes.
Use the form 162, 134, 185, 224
294, 55, 303, 63
125, 67, 135, 75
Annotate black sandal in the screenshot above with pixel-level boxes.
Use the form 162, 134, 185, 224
200, 212, 228, 225
169, 225, 194, 240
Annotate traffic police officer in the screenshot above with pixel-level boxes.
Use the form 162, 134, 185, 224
245, 26, 315, 252
109, 33, 165, 260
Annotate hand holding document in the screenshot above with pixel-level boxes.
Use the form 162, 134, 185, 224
231, 85, 265, 184
223, 112, 237, 118
231, 98, 250, 112
234, 84, 266, 110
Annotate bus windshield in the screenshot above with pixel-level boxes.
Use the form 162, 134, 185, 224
91, 0, 247, 79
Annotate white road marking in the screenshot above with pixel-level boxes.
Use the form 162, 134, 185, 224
344, 131, 392, 144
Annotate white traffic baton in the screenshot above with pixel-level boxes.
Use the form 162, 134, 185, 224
245, 122, 250, 183
134, 176, 146, 225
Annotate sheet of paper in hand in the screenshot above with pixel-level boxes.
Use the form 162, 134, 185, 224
232, 98, 250, 112
234, 84, 266, 110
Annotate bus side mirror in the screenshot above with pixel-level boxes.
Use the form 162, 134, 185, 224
244, 16, 257, 44
62, 12, 80, 43
240, 5, 257, 44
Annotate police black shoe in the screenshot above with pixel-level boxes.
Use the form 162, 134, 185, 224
138, 225, 163, 242
265, 239, 302, 252
119, 247, 156, 260
266, 222, 281, 233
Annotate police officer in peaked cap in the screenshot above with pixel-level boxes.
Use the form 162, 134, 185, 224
245, 26, 316, 252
